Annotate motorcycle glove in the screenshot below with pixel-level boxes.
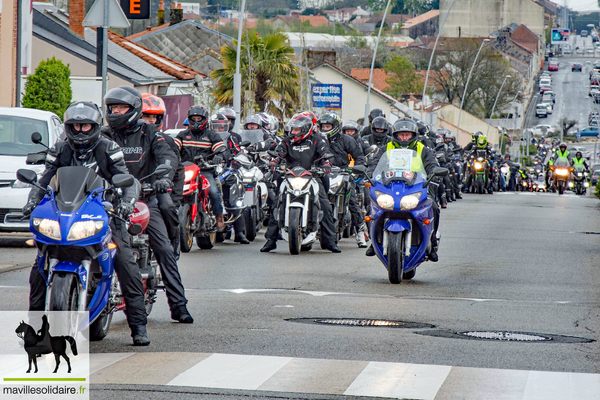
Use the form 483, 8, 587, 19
22, 201, 38, 218
213, 155, 224, 165
116, 202, 135, 219
152, 178, 172, 194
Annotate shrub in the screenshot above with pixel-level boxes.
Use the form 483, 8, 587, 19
22, 57, 72, 120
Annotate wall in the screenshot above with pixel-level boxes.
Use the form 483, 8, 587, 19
435, 104, 500, 147
440, 0, 544, 38
0, 0, 17, 106
311, 66, 396, 122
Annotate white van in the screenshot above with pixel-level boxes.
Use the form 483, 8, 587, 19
536, 104, 548, 118
0, 107, 62, 232
539, 78, 551, 87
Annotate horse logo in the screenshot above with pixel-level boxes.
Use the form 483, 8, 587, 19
15, 315, 78, 373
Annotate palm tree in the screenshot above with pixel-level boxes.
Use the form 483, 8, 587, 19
211, 31, 300, 119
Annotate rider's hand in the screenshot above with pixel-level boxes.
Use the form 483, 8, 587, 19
152, 178, 172, 194
247, 144, 258, 153
213, 155, 223, 165
22, 201, 38, 218
115, 202, 135, 219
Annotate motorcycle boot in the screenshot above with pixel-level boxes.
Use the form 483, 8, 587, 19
365, 244, 375, 256
234, 232, 250, 244
131, 325, 150, 346
260, 240, 277, 252
428, 236, 439, 262
171, 305, 194, 323
440, 194, 448, 209
355, 223, 368, 248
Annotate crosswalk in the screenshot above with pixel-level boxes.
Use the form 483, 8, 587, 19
90, 352, 600, 399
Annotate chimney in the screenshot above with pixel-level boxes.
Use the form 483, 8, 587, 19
170, 2, 183, 26
408, 94, 415, 110
158, 0, 165, 25
69, 0, 85, 38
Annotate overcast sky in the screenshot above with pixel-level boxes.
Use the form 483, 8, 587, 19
567, 0, 600, 13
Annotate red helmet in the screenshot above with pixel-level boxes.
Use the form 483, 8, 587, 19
288, 113, 315, 143
141, 93, 166, 130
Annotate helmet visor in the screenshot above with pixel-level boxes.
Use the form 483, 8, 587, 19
64, 103, 102, 125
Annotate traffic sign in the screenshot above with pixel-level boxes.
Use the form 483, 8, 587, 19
120, 0, 150, 19
551, 28, 569, 45
82, 0, 130, 28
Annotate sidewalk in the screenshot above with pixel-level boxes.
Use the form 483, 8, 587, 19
0, 233, 35, 274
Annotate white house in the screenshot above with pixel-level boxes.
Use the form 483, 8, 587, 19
310, 62, 401, 122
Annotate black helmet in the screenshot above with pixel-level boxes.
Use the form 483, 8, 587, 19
576, 151, 583, 158
210, 113, 230, 132
504, 154, 511, 160
341, 120, 360, 136
188, 105, 209, 131
63, 101, 103, 153
416, 121, 430, 137
371, 116, 389, 142
317, 113, 342, 138
471, 131, 483, 143
287, 114, 313, 143
391, 118, 419, 148
368, 108, 385, 124
559, 141, 567, 150
104, 86, 143, 131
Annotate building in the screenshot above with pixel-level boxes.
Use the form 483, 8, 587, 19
130, 20, 233, 76
324, 7, 371, 23
0, 0, 21, 106
367, 14, 411, 31
311, 62, 401, 121
440, 0, 545, 38
272, 15, 330, 31
401, 10, 439, 39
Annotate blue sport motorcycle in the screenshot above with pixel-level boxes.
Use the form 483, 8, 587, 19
16, 166, 136, 339
364, 149, 448, 284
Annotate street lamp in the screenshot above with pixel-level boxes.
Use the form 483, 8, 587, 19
363, 0, 393, 123
499, 90, 521, 153
485, 74, 511, 137
420, 0, 458, 119
456, 38, 490, 143
233, 0, 247, 132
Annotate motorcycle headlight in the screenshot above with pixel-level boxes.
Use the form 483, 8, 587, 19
475, 162, 483, 170
243, 171, 255, 180
67, 220, 104, 241
577, 172, 583, 177
184, 170, 195, 182
329, 179, 343, 192
585, 182, 590, 187
32, 218, 61, 240
375, 191, 394, 210
568, 182, 574, 188
556, 169, 569, 176
400, 192, 422, 210
288, 177, 309, 191
501, 167, 509, 173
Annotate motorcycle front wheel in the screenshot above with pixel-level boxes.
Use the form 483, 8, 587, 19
179, 204, 194, 253
197, 232, 217, 249
387, 232, 405, 284
90, 304, 113, 341
244, 208, 257, 242
288, 207, 302, 255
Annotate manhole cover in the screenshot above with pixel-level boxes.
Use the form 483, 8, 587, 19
460, 331, 550, 341
287, 318, 434, 329
417, 330, 595, 343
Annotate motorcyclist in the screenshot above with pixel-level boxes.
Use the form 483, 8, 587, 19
516, 163, 530, 190
210, 113, 249, 244
260, 113, 341, 253
550, 142, 571, 164
503, 154, 517, 191
318, 113, 368, 248
416, 121, 436, 149
175, 105, 228, 230
365, 118, 441, 262
571, 151, 590, 172
465, 134, 493, 194
141, 93, 184, 260
103, 86, 193, 324
360, 108, 386, 138
362, 116, 391, 151
23, 101, 150, 345
442, 130, 463, 199
218, 107, 237, 133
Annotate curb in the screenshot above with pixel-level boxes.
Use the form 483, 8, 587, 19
0, 264, 30, 274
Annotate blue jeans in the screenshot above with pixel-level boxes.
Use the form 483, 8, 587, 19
202, 171, 224, 215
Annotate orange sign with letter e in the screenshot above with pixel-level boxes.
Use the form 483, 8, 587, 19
120, 0, 150, 19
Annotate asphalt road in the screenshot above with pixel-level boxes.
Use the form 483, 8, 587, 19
1, 191, 599, 399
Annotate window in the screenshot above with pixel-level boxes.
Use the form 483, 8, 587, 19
0, 115, 49, 156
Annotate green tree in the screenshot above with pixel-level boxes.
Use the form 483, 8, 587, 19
211, 31, 300, 119
22, 57, 72, 120
384, 54, 423, 99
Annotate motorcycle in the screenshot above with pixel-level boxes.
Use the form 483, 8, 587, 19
328, 166, 353, 240
16, 166, 140, 341
362, 148, 448, 284
572, 164, 589, 195
549, 158, 573, 195
469, 150, 489, 194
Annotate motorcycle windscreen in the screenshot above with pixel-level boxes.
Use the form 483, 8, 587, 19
372, 149, 427, 186
239, 129, 265, 145
554, 158, 569, 168
49, 166, 105, 212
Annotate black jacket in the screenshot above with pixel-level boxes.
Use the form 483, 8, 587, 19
174, 127, 228, 163
161, 133, 185, 204
274, 134, 332, 170
328, 133, 365, 168
103, 121, 177, 183
29, 137, 140, 205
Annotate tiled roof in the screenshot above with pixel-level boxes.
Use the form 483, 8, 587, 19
299, 15, 330, 27
368, 14, 410, 24
387, 40, 414, 47
108, 31, 206, 80
403, 10, 439, 28
273, 15, 297, 26
132, 20, 233, 76
126, 23, 171, 41
351, 17, 371, 24
351, 68, 391, 91
510, 24, 539, 53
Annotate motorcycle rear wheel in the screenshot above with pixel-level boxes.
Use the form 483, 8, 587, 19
288, 207, 302, 255
179, 204, 194, 253
244, 208, 257, 242
558, 182, 564, 195
387, 232, 405, 284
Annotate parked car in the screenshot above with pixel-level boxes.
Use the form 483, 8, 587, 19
542, 91, 556, 103
531, 124, 555, 136
582, 30, 589, 37
593, 92, 600, 104
548, 62, 559, 71
0, 107, 62, 232
589, 85, 599, 96
568, 146, 592, 160
579, 126, 600, 137
572, 63, 583, 72
536, 104, 548, 118
587, 47, 595, 55
539, 84, 552, 94
591, 170, 600, 186
541, 98, 553, 114
539, 77, 551, 86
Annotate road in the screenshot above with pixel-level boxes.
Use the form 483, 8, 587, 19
1, 190, 599, 399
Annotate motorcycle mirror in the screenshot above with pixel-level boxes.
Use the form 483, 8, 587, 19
240, 140, 251, 147
112, 174, 134, 188
433, 167, 449, 177
16, 169, 38, 184
128, 223, 143, 236
31, 132, 50, 150
351, 165, 366, 174
267, 150, 279, 158
325, 153, 335, 160
155, 164, 172, 177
